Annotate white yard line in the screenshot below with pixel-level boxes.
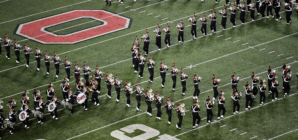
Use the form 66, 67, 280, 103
147, 13, 153, 15
155, 15, 160, 18
233, 40, 240, 43
217, 35, 223, 38
230, 128, 237, 131
220, 124, 227, 127
67, 62, 297, 140
225, 37, 231, 40
125, 6, 131, 8
172, 91, 298, 139
0, 0, 9, 3
3, 32, 298, 100
0, 0, 92, 25
277, 54, 284, 57
259, 48, 266, 51
139, 10, 146, 13
162, 18, 168, 20
240, 132, 247, 135
112, 1, 117, 3
242, 43, 249, 46
286, 56, 293, 60
250, 136, 258, 139
268, 129, 298, 140
268, 51, 275, 54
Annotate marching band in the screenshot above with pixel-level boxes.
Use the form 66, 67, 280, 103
0, 1, 297, 138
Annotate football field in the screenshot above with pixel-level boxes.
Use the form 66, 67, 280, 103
0, 0, 298, 139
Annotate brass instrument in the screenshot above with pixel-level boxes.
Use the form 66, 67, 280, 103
163, 65, 168, 70
158, 96, 164, 102
36, 49, 42, 54
141, 34, 148, 39
7, 39, 14, 45
153, 29, 159, 34
26, 47, 32, 52
208, 14, 213, 19
150, 60, 155, 65
127, 82, 133, 94
176, 24, 181, 28
173, 68, 178, 73
180, 103, 186, 116
168, 101, 174, 109
188, 18, 193, 22
148, 92, 154, 101
0, 100, 3, 110
108, 73, 114, 84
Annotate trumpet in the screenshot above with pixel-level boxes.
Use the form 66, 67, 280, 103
162, 28, 167, 32
153, 29, 159, 34
36, 49, 42, 54
176, 24, 181, 28
173, 68, 178, 73
65, 61, 72, 65
168, 101, 174, 109
188, 18, 193, 22
218, 10, 223, 14
158, 96, 164, 102
16, 44, 22, 49
137, 87, 144, 94
46, 55, 53, 60
141, 34, 148, 39
163, 65, 168, 70
116, 80, 122, 85
208, 14, 212, 19
217, 79, 221, 82
8, 39, 14, 45
26, 47, 32, 52
55, 56, 61, 62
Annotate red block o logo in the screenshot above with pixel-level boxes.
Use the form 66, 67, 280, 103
16, 10, 131, 44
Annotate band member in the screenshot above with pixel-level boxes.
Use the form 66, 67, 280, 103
82, 86, 89, 110
205, 96, 214, 124
260, 0, 267, 18
46, 83, 54, 101
64, 57, 71, 81
141, 30, 150, 55
33, 89, 39, 110
212, 74, 219, 101
35, 47, 41, 71
61, 80, 69, 101
171, 63, 178, 91
13, 41, 20, 64
220, 8, 227, 30
231, 73, 240, 92
164, 25, 171, 47
145, 87, 153, 116
192, 99, 201, 128
8, 99, 17, 112
95, 66, 103, 93
231, 90, 241, 114
8, 108, 16, 134
267, 66, 274, 94
230, 4, 237, 27
285, 2, 293, 24
193, 72, 201, 99
83, 62, 91, 86
255, 0, 261, 15
201, 15, 207, 36
23, 44, 31, 68
20, 104, 31, 129
37, 97, 46, 124
251, 72, 259, 98
239, 2, 246, 24
133, 49, 140, 74
245, 82, 253, 110
124, 84, 131, 107
139, 54, 146, 78
50, 95, 59, 120
74, 62, 81, 83
91, 82, 100, 106
160, 60, 168, 88
114, 76, 122, 102
21, 92, 29, 109
217, 92, 226, 119
249, 2, 256, 21
132, 38, 140, 67
53, 53, 61, 78
106, 74, 112, 98
68, 89, 75, 115
76, 79, 83, 92
147, 57, 155, 83
283, 72, 291, 97
259, 79, 266, 105
210, 11, 217, 33
247, 0, 251, 11
105, 0, 111, 6
190, 14, 197, 39
155, 92, 162, 121
176, 104, 183, 129
154, 24, 162, 50
165, 97, 172, 124
271, 78, 279, 101
0, 111, 3, 137
44, 51, 51, 75
177, 21, 184, 43
266, 0, 273, 18
236, 0, 240, 9
180, 69, 188, 96
4, 36, 11, 60
135, 84, 142, 111
0, 37, 2, 56
274, 0, 282, 21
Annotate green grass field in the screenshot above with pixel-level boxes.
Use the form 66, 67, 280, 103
0, 0, 298, 139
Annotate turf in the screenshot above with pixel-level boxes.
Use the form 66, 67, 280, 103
0, 0, 297, 139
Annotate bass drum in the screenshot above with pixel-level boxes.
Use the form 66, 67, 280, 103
48, 102, 57, 112
76, 93, 86, 104
18, 111, 28, 121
